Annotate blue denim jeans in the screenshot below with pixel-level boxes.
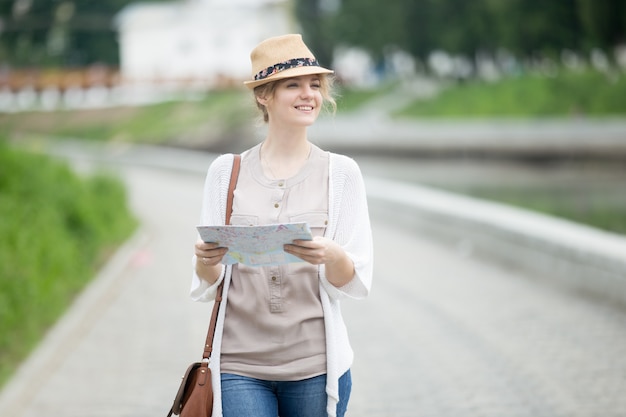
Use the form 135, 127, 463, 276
221, 370, 351, 417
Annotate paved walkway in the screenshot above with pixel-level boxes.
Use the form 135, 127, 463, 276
1, 146, 626, 416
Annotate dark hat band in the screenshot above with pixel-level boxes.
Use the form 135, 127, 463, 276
254, 57, 320, 81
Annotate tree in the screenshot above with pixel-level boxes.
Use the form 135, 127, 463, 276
322, 0, 412, 61
426, 0, 493, 56
294, 0, 336, 68
576, 0, 626, 53
295, 0, 623, 73
488, 0, 583, 58
0, 0, 168, 68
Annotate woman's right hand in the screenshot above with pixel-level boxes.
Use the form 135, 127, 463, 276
194, 238, 228, 284
195, 238, 229, 267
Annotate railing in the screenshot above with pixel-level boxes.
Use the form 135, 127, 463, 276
0, 68, 240, 111
0, 67, 120, 92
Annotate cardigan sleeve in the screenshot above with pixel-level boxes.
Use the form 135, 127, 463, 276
319, 154, 373, 300
190, 153, 234, 302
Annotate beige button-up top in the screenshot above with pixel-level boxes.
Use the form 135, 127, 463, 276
220, 143, 329, 380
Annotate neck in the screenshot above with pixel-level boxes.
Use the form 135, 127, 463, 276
260, 136, 311, 180
262, 125, 308, 156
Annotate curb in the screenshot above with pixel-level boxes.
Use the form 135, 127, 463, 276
0, 228, 151, 416
365, 177, 626, 307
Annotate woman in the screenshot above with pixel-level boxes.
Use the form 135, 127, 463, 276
191, 34, 373, 417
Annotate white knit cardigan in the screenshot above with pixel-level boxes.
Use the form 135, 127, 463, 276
190, 151, 373, 417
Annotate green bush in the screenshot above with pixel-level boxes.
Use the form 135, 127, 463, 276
0, 141, 137, 386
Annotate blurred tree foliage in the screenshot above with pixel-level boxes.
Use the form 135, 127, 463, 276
0, 0, 168, 67
1, 0, 624, 69
296, 0, 626, 63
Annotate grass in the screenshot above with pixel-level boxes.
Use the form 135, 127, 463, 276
0, 140, 137, 388
335, 82, 397, 112
456, 186, 626, 235
0, 89, 252, 145
394, 70, 626, 118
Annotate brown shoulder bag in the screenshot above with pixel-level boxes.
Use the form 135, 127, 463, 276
167, 154, 241, 417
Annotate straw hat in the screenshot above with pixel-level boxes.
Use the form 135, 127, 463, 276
244, 34, 333, 89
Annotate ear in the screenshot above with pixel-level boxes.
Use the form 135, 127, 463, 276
256, 95, 268, 106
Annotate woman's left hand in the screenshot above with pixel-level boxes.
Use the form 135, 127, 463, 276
285, 237, 355, 287
284, 236, 342, 265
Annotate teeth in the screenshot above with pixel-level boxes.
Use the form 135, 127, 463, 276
297, 106, 313, 111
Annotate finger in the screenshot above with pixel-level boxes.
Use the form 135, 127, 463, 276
199, 255, 220, 266
199, 249, 229, 265
290, 240, 317, 249
284, 244, 305, 254
200, 242, 222, 250
196, 246, 228, 258
205, 247, 228, 257
286, 245, 322, 262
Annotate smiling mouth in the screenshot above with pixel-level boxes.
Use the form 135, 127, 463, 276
295, 106, 314, 111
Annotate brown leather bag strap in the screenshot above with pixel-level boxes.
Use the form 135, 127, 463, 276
225, 154, 241, 226
202, 154, 241, 360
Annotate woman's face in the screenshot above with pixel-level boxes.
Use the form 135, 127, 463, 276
259, 74, 323, 127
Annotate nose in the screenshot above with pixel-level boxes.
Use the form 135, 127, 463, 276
300, 85, 314, 98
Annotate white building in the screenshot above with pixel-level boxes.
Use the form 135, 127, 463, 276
114, 0, 295, 88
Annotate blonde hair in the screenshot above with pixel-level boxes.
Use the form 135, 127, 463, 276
253, 74, 337, 123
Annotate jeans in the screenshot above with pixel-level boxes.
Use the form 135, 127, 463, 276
221, 370, 352, 417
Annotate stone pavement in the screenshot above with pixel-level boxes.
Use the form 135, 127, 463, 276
346, 218, 626, 417
1, 144, 626, 416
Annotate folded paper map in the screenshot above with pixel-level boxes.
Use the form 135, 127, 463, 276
196, 222, 312, 266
